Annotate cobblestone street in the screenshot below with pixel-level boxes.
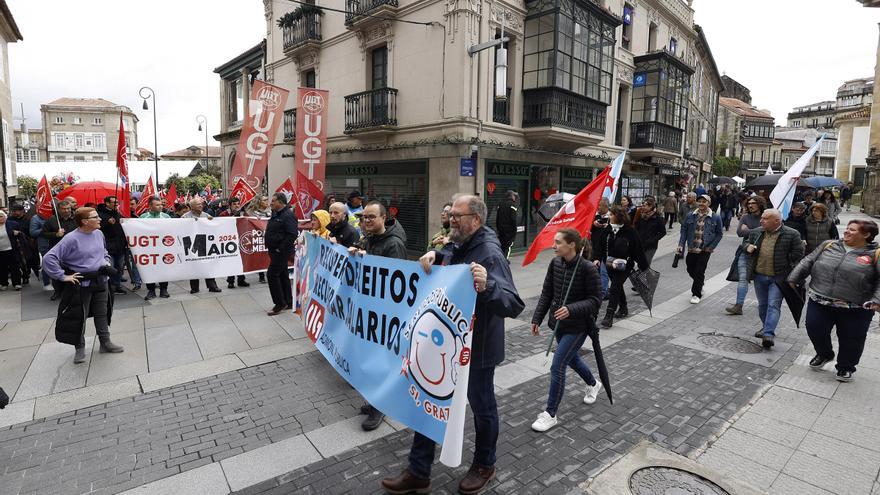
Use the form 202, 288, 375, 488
1, 213, 878, 495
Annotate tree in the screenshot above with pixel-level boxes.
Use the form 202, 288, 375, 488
712, 156, 740, 178
16, 175, 38, 199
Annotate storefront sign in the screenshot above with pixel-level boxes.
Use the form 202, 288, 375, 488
460, 158, 475, 177
564, 168, 594, 180
230, 80, 290, 191
488, 163, 529, 177
345, 165, 379, 176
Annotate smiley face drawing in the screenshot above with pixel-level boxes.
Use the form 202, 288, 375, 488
408, 309, 461, 400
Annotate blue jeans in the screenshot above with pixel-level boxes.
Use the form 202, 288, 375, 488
735, 252, 749, 305
546, 332, 596, 417
110, 252, 126, 288
599, 262, 609, 297
753, 273, 785, 337
408, 366, 498, 478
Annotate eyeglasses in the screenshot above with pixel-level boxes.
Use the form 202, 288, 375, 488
362, 214, 380, 221
449, 213, 476, 221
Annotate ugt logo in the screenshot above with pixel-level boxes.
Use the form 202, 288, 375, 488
305, 300, 325, 343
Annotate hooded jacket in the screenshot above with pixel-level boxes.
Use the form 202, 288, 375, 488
96, 203, 125, 254
311, 210, 331, 239
532, 255, 601, 335
362, 218, 407, 259
789, 240, 880, 306
328, 215, 360, 248
435, 226, 525, 368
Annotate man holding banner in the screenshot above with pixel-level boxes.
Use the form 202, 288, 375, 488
382, 195, 524, 495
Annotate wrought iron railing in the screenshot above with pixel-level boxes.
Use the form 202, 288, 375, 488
345, 0, 398, 24
283, 13, 322, 50
283, 108, 296, 142
521, 88, 606, 135
629, 122, 683, 153
493, 88, 511, 125
344, 87, 398, 132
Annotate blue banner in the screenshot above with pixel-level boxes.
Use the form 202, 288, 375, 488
297, 234, 477, 465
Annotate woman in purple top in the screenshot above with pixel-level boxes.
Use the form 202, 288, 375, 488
42, 207, 125, 364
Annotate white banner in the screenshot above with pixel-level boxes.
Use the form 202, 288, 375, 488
121, 218, 272, 283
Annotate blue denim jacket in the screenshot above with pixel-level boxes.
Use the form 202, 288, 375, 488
678, 210, 724, 251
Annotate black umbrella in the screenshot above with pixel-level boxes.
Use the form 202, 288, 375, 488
0, 386, 8, 409
588, 327, 613, 404
708, 176, 737, 185
746, 174, 810, 190
628, 268, 661, 316
776, 281, 806, 328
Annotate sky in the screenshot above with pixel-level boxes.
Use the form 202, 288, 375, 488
4, 0, 879, 155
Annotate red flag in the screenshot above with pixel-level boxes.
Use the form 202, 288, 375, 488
229, 80, 290, 191
116, 113, 131, 217
165, 183, 178, 206
522, 167, 612, 266
275, 176, 295, 204
293, 170, 323, 219
135, 175, 156, 216
229, 177, 257, 206
36, 174, 54, 219
294, 88, 328, 192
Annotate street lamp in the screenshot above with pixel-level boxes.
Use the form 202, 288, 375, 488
139, 86, 159, 187
196, 115, 209, 175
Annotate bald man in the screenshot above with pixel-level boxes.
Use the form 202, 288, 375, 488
327, 202, 360, 248
744, 208, 804, 348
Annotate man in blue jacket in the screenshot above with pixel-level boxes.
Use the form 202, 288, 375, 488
381, 195, 525, 495
678, 194, 724, 304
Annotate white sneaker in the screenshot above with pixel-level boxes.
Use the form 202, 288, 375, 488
13, 285, 21, 291
42, 284, 53, 292
584, 381, 603, 404
531, 411, 558, 432
0, 285, 7, 291
690, 296, 701, 304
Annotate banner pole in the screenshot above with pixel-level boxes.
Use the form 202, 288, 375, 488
543, 243, 587, 359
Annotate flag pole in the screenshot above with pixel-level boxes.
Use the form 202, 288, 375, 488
543, 242, 587, 361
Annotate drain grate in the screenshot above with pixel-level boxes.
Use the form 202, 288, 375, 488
630, 466, 731, 495
696, 334, 764, 354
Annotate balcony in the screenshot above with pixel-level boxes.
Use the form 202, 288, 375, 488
283, 109, 297, 142
493, 89, 511, 125
521, 88, 607, 151
345, 0, 398, 27
344, 87, 398, 134
629, 122, 683, 158
282, 12, 322, 57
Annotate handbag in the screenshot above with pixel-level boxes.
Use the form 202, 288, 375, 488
605, 257, 628, 271
726, 246, 742, 282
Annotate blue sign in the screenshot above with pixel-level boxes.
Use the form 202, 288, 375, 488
633, 72, 647, 87
297, 235, 477, 465
623, 6, 633, 25
460, 158, 475, 177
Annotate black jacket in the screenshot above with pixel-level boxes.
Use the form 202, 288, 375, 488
362, 218, 407, 259
265, 206, 298, 256
784, 214, 807, 240
745, 226, 805, 280
721, 192, 738, 211
435, 226, 524, 369
633, 212, 666, 251
55, 270, 114, 346
328, 218, 360, 248
43, 214, 77, 248
532, 256, 601, 335
96, 204, 125, 254
593, 224, 649, 271
495, 200, 517, 238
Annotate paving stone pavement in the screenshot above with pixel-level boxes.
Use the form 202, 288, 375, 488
0, 213, 874, 495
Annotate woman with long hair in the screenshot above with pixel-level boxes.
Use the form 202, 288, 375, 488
530, 228, 603, 432
820, 190, 841, 225
620, 195, 636, 222
594, 206, 649, 328
805, 203, 839, 254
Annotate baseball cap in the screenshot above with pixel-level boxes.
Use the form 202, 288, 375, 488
698, 194, 711, 202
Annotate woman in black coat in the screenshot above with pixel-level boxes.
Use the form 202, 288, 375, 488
594, 205, 649, 328
529, 228, 603, 432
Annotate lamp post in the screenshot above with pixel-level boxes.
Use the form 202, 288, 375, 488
139, 86, 159, 186
196, 115, 209, 176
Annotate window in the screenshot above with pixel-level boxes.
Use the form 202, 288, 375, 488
371, 46, 388, 89
74, 156, 85, 162
523, 13, 554, 89
55, 116, 63, 124
73, 117, 82, 125
669, 37, 677, 55
631, 53, 691, 129
92, 156, 103, 161
85, 137, 92, 147
648, 23, 658, 51
622, 4, 633, 50
15, 148, 22, 162
29, 149, 38, 161
227, 78, 244, 124
54, 134, 65, 149
304, 70, 316, 88
94, 117, 102, 125
94, 134, 104, 150
75, 133, 84, 148
54, 155, 66, 161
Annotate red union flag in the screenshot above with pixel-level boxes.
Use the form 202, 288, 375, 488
229, 176, 257, 206
36, 175, 54, 219
275, 176, 295, 204
116, 113, 131, 217
229, 80, 290, 191
522, 167, 611, 266
135, 175, 156, 217
294, 87, 328, 218
165, 183, 178, 206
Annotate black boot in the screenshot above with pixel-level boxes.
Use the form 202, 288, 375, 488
615, 306, 628, 318
600, 310, 614, 328
362, 406, 385, 431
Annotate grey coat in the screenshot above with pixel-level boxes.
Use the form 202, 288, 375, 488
788, 240, 880, 305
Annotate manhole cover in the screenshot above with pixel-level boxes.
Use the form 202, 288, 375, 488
696, 334, 763, 354
630, 466, 730, 495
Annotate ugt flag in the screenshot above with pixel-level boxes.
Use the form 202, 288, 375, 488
297, 234, 477, 467
36, 175, 54, 219
116, 112, 131, 217
523, 166, 612, 266
770, 134, 826, 218
135, 174, 156, 216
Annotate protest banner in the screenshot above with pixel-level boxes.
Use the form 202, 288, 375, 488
229, 80, 289, 191
297, 234, 476, 466
121, 217, 283, 283
293, 88, 328, 218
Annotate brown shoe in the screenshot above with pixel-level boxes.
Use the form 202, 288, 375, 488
267, 306, 284, 316
380, 468, 431, 494
458, 464, 496, 494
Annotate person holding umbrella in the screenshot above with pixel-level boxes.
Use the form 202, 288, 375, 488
530, 228, 603, 432
595, 206, 649, 328
788, 219, 880, 382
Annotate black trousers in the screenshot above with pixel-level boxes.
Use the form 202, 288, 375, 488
189, 278, 219, 291
226, 275, 246, 286
685, 251, 712, 297
146, 282, 168, 292
664, 212, 676, 229
267, 253, 292, 308
606, 269, 629, 314
79, 288, 110, 347
498, 233, 515, 259
806, 300, 875, 373
0, 250, 21, 287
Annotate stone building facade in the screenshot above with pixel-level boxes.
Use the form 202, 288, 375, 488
40, 98, 138, 163
215, 0, 718, 253
13, 127, 46, 163
0, 0, 21, 206
716, 96, 780, 179
786, 101, 836, 130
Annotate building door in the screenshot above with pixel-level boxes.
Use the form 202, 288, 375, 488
371, 46, 388, 122
527, 165, 561, 244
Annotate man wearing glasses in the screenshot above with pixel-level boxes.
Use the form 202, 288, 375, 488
382, 195, 525, 495
43, 207, 125, 364
350, 200, 407, 430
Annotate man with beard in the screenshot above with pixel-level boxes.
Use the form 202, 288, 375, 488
327, 202, 359, 248
381, 195, 524, 495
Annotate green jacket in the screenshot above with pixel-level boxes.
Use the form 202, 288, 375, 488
745, 225, 804, 281
139, 211, 171, 219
